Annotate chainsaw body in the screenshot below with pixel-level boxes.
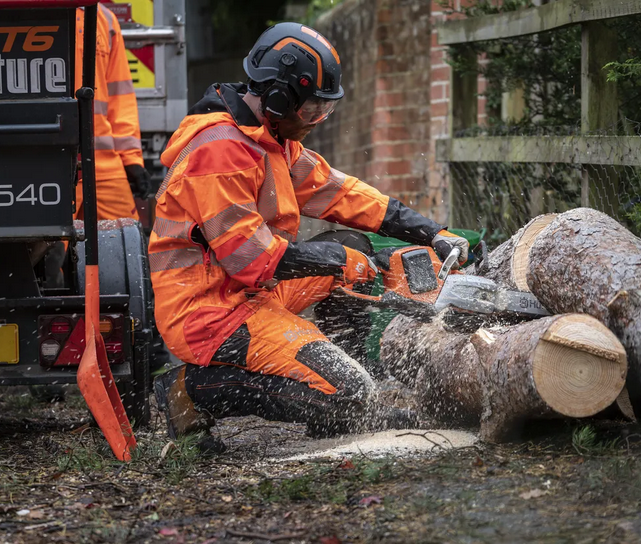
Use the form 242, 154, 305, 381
337, 245, 549, 322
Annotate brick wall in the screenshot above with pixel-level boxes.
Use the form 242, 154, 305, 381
308, 0, 434, 220
307, 0, 486, 229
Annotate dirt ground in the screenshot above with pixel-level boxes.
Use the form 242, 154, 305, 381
1, 386, 641, 544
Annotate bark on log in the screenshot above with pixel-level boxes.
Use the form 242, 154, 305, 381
381, 313, 627, 442
471, 207, 641, 414
381, 314, 482, 428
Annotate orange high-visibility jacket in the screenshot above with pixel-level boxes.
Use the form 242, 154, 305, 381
149, 86, 391, 366
75, 5, 144, 181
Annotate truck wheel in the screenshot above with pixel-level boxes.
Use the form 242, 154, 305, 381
119, 342, 151, 428
77, 218, 154, 429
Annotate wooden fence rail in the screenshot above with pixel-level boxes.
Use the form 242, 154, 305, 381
438, 0, 641, 45
435, 136, 641, 166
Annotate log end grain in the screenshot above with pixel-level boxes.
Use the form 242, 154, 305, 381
511, 213, 558, 291
532, 314, 627, 418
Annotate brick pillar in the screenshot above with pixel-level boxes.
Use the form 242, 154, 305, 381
368, 0, 432, 216
309, 0, 485, 228
309, 0, 433, 218
426, 1, 451, 224
428, 0, 486, 226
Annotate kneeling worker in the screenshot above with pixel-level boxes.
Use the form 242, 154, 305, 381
151, 22, 468, 444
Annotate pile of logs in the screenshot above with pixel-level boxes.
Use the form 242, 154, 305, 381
380, 208, 640, 442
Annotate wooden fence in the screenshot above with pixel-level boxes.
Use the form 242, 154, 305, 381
436, 0, 641, 233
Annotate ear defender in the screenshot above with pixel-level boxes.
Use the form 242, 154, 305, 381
261, 53, 298, 121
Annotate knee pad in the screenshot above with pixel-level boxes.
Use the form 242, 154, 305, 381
295, 341, 375, 402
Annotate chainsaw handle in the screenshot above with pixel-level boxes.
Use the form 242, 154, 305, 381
334, 284, 383, 303
437, 247, 461, 281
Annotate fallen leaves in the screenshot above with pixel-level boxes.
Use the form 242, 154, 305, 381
26, 509, 45, 519
159, 527, 180, 536
359, 495, 383, 507
319, 536, 342, 544
519, 489, 547, 500
160, 441, 177, 461
158, 526, 186, 543
225, 528, 307, 542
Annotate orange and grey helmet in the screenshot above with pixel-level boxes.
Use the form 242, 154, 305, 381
244, 22, 344, 122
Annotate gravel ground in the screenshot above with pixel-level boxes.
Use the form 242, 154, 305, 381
1, 386, 641, 544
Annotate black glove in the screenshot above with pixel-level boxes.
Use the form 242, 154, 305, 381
431, 229, 469, 265
377, 198, 445, 246
125, 164, 152, 199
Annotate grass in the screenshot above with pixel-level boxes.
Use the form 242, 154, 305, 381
56, 429, 206, 484
0, 392, 36, 412
57, 440, 119, 473
247, 456, 404, 505
571, 425, 621, 456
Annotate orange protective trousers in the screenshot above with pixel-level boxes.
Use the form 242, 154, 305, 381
204, 274, 374, 399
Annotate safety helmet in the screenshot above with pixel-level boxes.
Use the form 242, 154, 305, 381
243, 22, 344, 122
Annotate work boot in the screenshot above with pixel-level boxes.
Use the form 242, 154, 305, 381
154, 365, 217, 440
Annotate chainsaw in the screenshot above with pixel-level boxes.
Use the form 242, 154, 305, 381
337, 244, 550, 322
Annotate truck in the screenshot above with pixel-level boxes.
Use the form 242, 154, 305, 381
103, 0, 188, 228
0, 0, 187, 438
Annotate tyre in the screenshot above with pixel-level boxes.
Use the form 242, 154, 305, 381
78, 218, 153, 428
119, 341, 151, 427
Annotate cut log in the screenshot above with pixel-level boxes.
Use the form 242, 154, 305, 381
381, 313, 627, 442
381, 313, 483, 428
471, 213, 558, 289
471, 207, 641, 414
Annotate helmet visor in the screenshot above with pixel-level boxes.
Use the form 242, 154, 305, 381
296, 97, 338, 124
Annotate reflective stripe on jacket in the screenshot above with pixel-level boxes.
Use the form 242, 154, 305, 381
75, 5, 144, 181
149, 105, 389, 366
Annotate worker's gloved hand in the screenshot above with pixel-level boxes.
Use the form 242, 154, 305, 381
125, 164, 152, 199
431, 229, 469, 265
342, 247, 378, 285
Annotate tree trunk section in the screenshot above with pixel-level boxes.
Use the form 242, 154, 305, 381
472, 207, 641, 414
381, 313, 627, 442
381, 314, 483, 428
470, 213, 558, 289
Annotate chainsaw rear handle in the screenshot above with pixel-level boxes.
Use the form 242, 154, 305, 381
334, 284, 383, 303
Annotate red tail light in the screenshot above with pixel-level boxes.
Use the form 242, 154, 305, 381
50, 318, 71, 334
105, 341, 123, 354
38, 314, 127, 367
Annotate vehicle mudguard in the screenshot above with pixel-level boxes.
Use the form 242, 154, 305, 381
76, 218, 153, 425
76, 218, 153, 332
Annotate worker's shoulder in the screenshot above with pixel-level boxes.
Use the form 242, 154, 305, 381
97, 3, 119, 28
184, 122, 266, 177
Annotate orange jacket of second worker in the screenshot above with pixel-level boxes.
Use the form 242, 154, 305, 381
75, 4, 144, 181
149, 107, 390, 366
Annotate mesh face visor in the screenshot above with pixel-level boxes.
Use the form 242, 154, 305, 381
296, 97, 338, 124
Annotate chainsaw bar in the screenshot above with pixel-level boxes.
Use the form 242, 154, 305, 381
434, 275, 550, 318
